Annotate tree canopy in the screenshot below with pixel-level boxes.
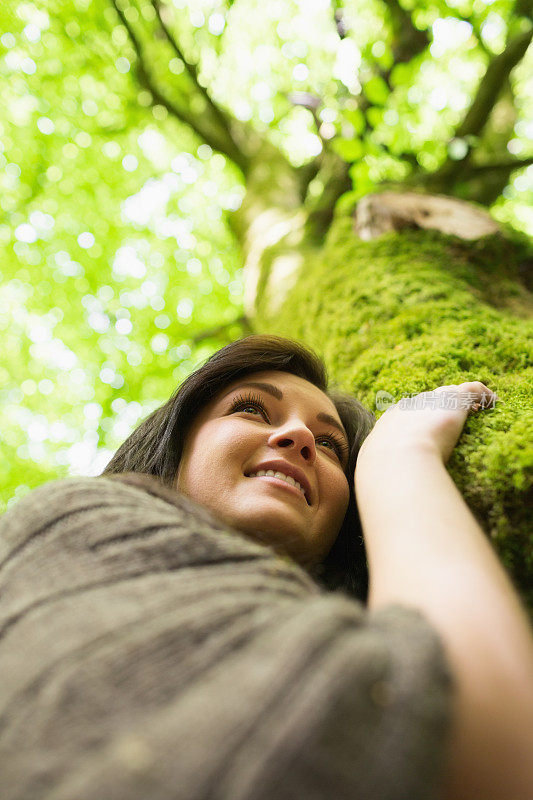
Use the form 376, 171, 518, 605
1, 0, 532, 510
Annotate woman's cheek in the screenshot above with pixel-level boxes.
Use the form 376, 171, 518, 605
335, 473, 351, 518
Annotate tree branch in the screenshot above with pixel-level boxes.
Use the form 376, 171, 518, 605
511, 0, 533, 23
467, 155, 533, 174
150, 0, 245, 168
110, 1, 209, 137
425, 25, 532, 192
302, 152, 352, 242
456, 27, 533, 140
187, 314, 253, 345
109, 0, 249, 173
380, 0, 430, 65
331, 0, 430, 149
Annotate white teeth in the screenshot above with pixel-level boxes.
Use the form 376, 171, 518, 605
274, 471, 296, 487
248, 469, 305, 497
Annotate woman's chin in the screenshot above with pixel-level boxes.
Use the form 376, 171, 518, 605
225, 510, 317, 567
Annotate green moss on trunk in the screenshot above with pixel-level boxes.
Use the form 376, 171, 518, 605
253, 214, 533, 611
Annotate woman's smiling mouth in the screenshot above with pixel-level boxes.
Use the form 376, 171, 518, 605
246, 471, 309, 504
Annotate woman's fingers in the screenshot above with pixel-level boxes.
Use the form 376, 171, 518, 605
365, 381, 502, 465
430, 382, 499, 413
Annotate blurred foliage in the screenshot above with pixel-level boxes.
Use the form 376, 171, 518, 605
0, 0, 531, 510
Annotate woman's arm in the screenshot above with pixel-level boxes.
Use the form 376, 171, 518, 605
355, 384, 533, 800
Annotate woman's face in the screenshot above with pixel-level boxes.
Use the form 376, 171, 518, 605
175, 370, 351, 567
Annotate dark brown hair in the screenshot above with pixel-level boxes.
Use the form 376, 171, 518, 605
101, 334, 375, 601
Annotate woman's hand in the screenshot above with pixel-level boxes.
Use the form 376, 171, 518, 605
359, 381, 500, 466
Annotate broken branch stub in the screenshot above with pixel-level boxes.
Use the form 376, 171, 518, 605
353, 192, 500, 241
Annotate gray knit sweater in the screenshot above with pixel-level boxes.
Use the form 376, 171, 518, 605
0, 472, 454, 800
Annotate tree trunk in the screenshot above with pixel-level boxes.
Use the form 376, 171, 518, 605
234, 180, 533, 613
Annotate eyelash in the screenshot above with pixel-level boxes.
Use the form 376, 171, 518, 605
228, 392, 349, 462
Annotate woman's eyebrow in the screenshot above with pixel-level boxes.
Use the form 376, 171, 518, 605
221, 381, 349, 443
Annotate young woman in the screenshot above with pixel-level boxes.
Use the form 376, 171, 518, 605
1, 334, 532, 800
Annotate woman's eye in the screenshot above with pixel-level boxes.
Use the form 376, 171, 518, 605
317, 434, 348, 463
241, 404, 262, 415
228, 394, 268, 419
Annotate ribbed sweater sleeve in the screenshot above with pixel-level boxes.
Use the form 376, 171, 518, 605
0, 473, 454, 800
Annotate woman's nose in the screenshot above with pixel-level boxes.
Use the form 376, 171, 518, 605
267, 422, 317, 462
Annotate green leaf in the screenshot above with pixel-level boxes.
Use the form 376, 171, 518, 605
367, 107, 384, 128
331, 138, 364, 162
363, 76, 389, 106
343, 108, 366, 135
